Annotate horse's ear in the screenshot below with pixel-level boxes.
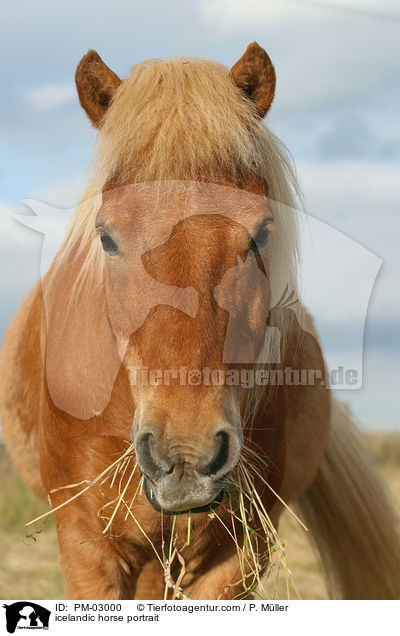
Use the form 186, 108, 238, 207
230, 42, 276, 117
75, 50, 121, 127
43, 253, 123, 420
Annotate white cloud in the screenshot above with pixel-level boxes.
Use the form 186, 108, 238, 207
199, 0, 305, 26
199, 0, 400, 28
199, 0, 400, 115
25, 84, 75, 111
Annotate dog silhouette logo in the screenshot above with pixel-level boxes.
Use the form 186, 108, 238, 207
2, 602, 50, 633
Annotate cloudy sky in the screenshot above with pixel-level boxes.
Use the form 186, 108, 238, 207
1, 0, 399, 429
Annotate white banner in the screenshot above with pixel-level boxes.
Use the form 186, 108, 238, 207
1, 599, 398, 636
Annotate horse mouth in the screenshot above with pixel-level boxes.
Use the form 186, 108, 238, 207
142, 476, 225, 515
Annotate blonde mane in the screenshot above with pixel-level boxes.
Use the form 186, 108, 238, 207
57, 56, 303, 419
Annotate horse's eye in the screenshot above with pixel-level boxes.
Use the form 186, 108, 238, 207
254, 226, 271, 246
252, 219, 274, 249
99, 231, 119, 255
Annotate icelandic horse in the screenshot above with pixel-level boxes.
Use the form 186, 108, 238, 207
1, 43, 399, 599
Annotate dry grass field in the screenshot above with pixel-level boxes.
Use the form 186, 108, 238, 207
0, 433, 399, 600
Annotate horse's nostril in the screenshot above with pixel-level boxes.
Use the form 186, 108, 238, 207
135, 432, 164, 481
204, 431, 230, 476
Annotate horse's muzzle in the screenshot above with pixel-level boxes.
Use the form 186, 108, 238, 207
133, 425, 242, 513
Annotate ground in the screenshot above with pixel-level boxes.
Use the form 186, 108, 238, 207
0, 433, 399, 600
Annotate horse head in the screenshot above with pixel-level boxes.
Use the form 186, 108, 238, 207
44, 44, 296, 514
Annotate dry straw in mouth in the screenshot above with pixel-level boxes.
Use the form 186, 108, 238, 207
25, 442, 306, 599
